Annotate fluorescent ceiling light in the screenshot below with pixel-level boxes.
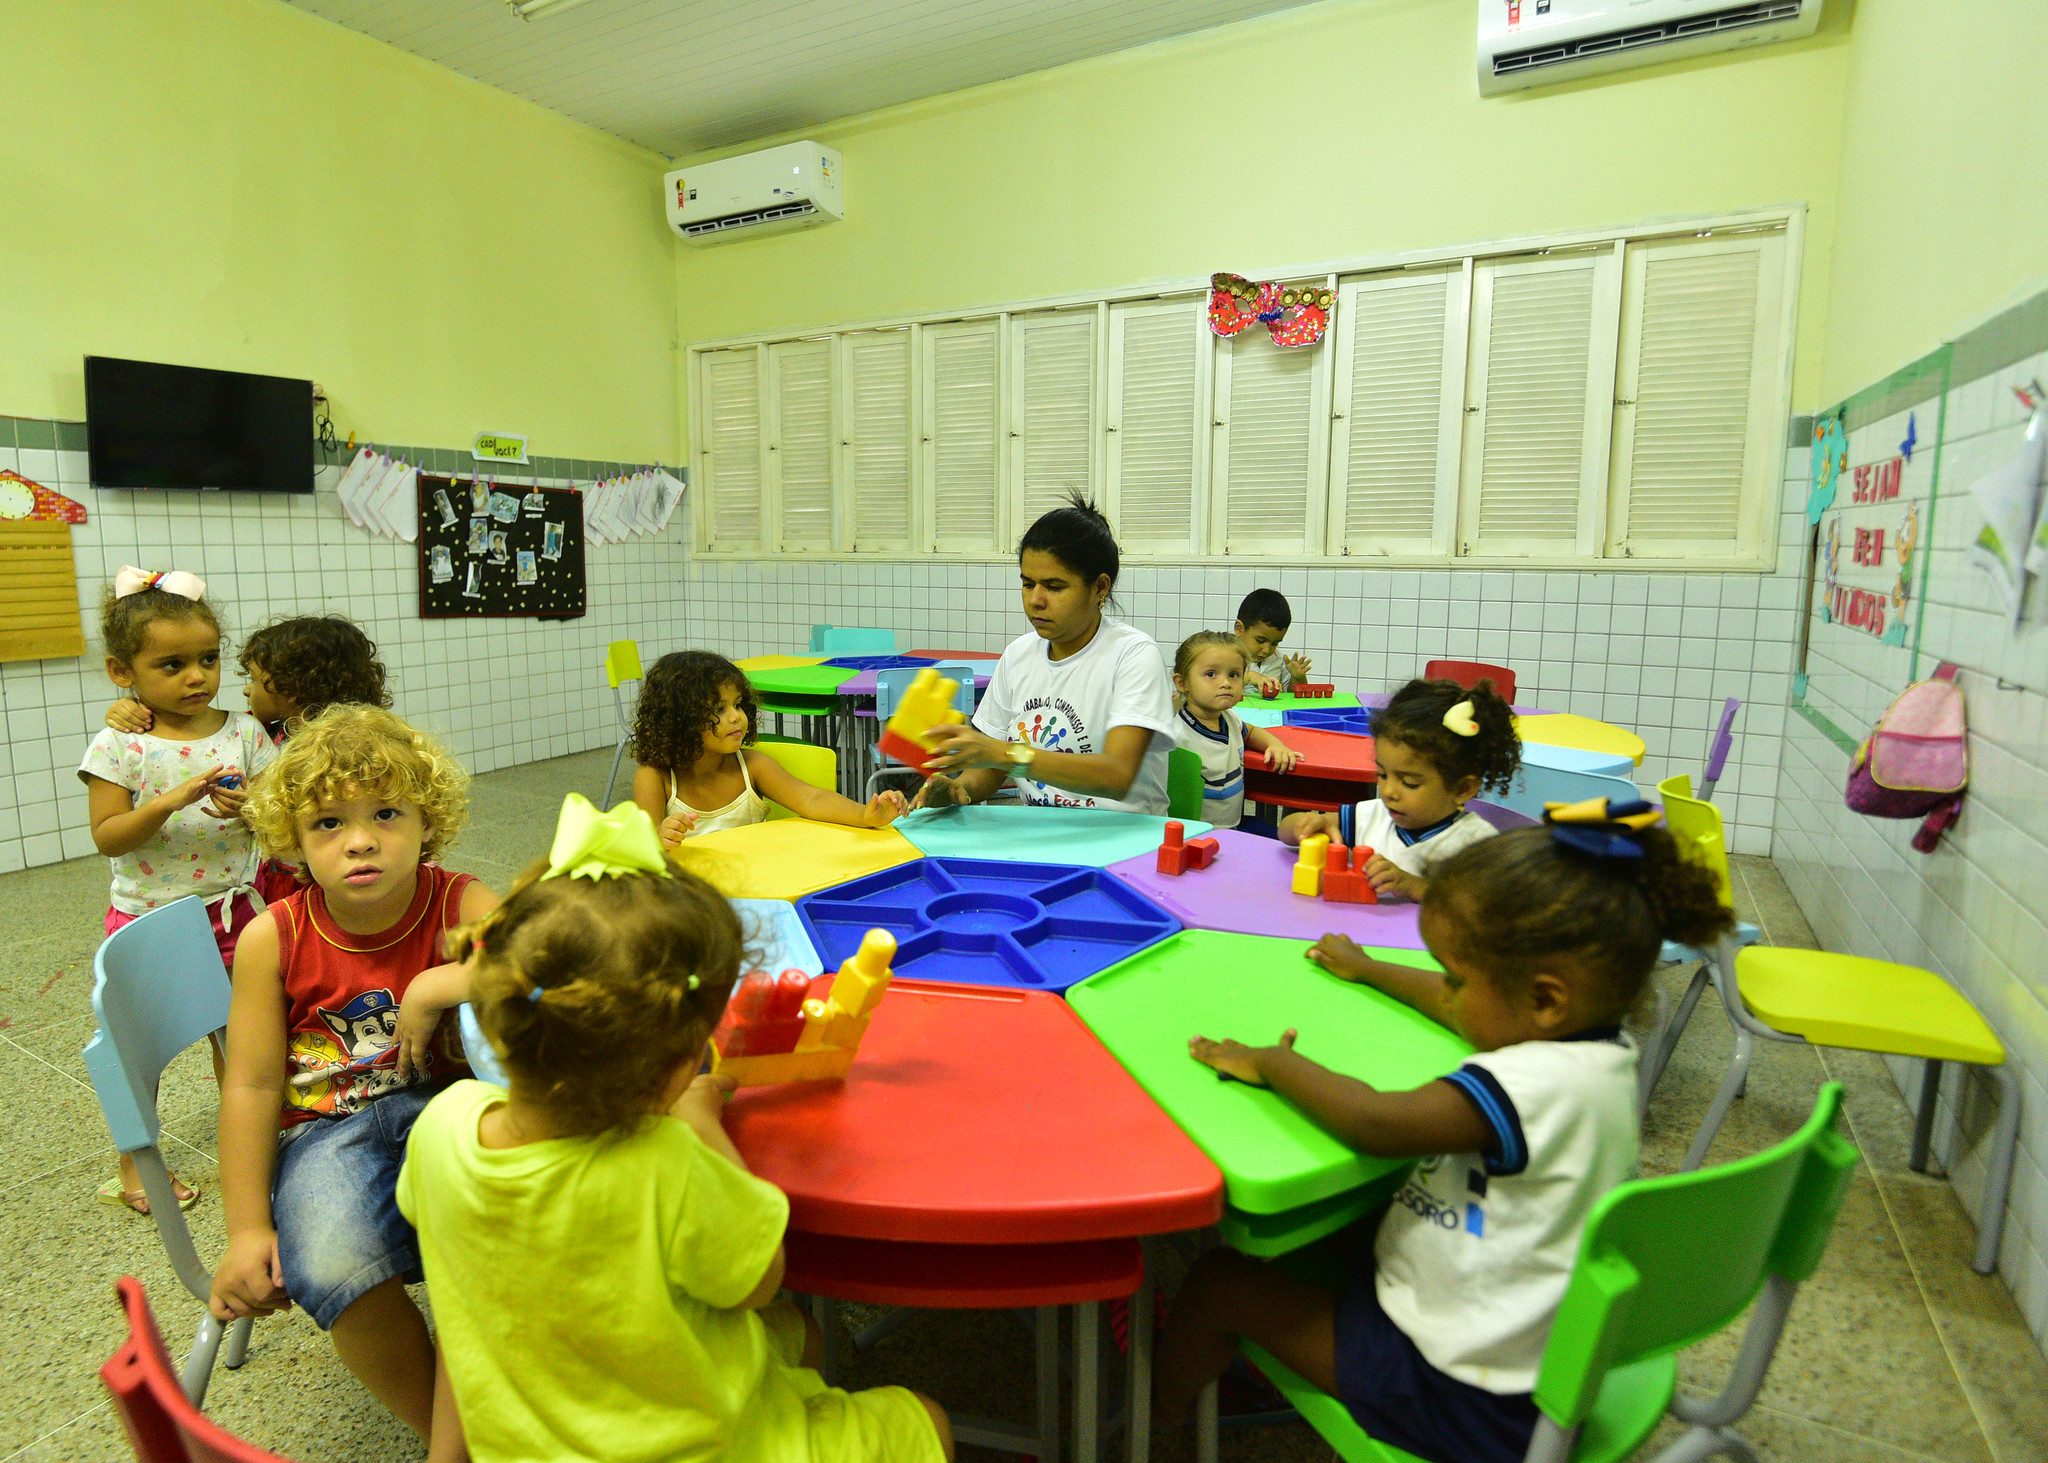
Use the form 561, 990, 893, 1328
507, 0, 597, 19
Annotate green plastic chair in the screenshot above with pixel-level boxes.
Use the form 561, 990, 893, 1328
1167, 747, 1206, 821
1217, 1084, 1858, 1463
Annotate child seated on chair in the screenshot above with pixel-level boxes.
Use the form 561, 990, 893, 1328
631, 649, 905, 845
398, 796, 953, 1463
1234, 589, 1312, 696
1170, 631, 1299, 828
1155, 810, 1732, 1463
209, 705, 497, 1463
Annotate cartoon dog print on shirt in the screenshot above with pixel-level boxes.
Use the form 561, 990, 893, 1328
287, 989, 418, 1116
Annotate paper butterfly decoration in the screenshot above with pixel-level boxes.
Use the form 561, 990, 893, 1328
1208, 273, 1335, 349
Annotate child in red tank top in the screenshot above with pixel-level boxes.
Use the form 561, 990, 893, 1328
208, 705, 498, 1463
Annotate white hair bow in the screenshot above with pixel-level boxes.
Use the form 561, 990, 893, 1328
114, 566, 207, 601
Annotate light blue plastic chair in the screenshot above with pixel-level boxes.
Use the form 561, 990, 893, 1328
864, 662, 979, 799
82, 897, 254, 1406
809, 625, 897, 656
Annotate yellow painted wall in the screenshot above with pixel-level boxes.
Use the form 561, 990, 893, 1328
1818, 0, 2048, 403
673, 0, 1853, 449
0, 0, 678, 464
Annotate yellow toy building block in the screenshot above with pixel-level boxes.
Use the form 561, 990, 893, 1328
1292, 835, 1329, 897
713, 1047, 856, 1086
714, 930, 897, 1085
878, 668, 967, 772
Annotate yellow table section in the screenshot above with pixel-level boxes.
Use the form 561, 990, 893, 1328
1514, 712, 1647, 766
734, 654, 826, 671
1737, 947, 2006, 1065
668, 818, 919, 901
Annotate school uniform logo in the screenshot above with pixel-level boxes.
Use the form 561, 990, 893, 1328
1014, 696, 1098, 808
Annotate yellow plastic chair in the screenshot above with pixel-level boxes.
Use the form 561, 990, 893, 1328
600, 639, 644, 811
1667, 778, 2019, 1276
752, 740, 837, 821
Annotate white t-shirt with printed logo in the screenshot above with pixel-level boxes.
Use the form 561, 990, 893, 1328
972, 618, 1176, 815
79, 713, 277, 915
1374, 1032, 1640, 1393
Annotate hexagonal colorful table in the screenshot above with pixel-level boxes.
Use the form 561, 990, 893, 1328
668, 818, 920, 900
895, 805, 1211, 868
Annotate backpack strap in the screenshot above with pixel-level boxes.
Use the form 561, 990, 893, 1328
1932, 661, 1961, 683
1913, 795, 1963, 854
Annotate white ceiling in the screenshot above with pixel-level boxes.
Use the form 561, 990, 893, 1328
282, 0, 1326, 157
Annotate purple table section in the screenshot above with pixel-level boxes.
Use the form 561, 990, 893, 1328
1105, 828, 1427, 950
837, 666, 994, 696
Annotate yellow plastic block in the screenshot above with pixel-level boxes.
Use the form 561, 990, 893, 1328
879, 668, 967, 768
817, 1010, 872, 1048
1293, 835, 1329, 897
713, 1047, 857, 1087
832, 928, 898, 1017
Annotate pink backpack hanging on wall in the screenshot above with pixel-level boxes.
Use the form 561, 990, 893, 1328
1844, 662, 1967, 852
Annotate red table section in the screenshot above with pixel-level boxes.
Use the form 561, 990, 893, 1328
725, 978, 1224, 1244
1246, 725, 1377, 812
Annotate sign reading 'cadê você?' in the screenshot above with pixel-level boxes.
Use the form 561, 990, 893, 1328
471, 432, 530, 465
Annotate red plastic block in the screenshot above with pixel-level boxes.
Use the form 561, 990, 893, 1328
1292, 682, 1336, 699
1260, 682, 1281, 699
1322, 844, 1378, 904
1157, 820, 1221, 876
714, 969, 821, 1056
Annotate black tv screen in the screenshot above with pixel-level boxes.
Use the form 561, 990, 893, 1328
85, 356, 314, 493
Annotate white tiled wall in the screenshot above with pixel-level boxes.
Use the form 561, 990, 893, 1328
0, 443, 688, 874
1774, 337, 2048, 1351
679, 454, 1813, 856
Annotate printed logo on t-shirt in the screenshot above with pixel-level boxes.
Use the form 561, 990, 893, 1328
286, 988, 420, 1116
1390, 1154, 1467, 1233
1014, 696, 1099, 809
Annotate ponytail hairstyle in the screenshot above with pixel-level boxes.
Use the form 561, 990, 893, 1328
1427, 824, 1733, 1018
1018, 492, 1121, 610
461, 858, 745, 1140
1173, 630, 1247, 682
1372, 677, 1520, 795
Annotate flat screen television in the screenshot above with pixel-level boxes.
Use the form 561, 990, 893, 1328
85, 356, 314, 493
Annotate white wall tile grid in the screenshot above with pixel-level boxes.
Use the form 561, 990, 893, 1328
1773, 321, 2048, 1353
0, 441, 687, 877
676, 452, 1811, 857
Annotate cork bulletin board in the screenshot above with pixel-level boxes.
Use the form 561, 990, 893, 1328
0, 519, 86, 663
416, 474, 585, 620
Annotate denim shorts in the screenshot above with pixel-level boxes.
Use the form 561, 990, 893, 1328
272, 1086, 433, 1331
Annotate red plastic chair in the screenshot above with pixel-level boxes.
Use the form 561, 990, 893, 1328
1424, 659, 1517, 704
783, 1231, 1146, 1463
102, 1277, 294, 1463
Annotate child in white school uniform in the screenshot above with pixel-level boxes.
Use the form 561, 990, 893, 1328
1281, 676, 1520, 903
1169, 631, 1299, 828
1157, 805, 1734, 1463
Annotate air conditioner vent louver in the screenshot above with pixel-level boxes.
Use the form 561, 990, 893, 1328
682, 200, 820, 237
1491, 0, 1804, 76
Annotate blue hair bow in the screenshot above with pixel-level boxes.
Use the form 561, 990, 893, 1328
1543, 797, 1660, 858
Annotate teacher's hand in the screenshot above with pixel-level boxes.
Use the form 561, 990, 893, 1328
921, 724, 1014, 774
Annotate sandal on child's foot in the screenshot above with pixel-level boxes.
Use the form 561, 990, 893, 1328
98, 1174, 199, 1216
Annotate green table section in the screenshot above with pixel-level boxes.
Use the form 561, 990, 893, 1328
1237, 691, 1363, 729
743, 663, 863, 699
1068, 929, 1469, 1216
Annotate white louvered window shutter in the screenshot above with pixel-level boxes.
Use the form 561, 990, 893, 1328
768, 338, 834, 550
841, 329, 914, 552
1010, 308, 1099, 538
1607, 231, 1788, 560
1457, 251, 1622, 559
1211, 306, 1330, 557
1327, 267, 1466, 557
922, 320, 1003, 552
698, 346, 764, 551
1107, 299, 1209, 555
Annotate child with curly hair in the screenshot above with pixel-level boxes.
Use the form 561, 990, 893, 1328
1282, 677, 1521, 903
397, 796, 953, 1463
630, 649, 906, 844
210, 705, 496, 1463
1160, 808, 1734, 1463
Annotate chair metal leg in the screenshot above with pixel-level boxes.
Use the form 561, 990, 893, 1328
181, 1309, 226, 1406
1037, 1306, 1062, 1463
1075, 1301, 1100, 1463
1524, 1415, 1579, 1463
1684, 1028, 1754, 1171
1644, 965, 1710, 1104
602, 737, 628, 811
1975, 1063, 2023, 1275
1645, 1426, 1762, 1463
812, 1295, 842, 1385
1910, 1058, 1942, 1172
1127, 1246, 1153, 1463
222, 1315, 253, 1370
1195, 1382, 1217, 1463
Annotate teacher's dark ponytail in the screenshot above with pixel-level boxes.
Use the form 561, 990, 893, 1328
1019, 492, 1121, 606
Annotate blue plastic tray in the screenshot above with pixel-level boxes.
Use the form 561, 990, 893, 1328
1282, 706, 1373, 736
823, 654, 940, 671
797, 857, 1180, 993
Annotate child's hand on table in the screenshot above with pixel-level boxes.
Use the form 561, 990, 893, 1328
105, 698, 154, 735
671, 1071, 737, 1135
659, 810, 698, 846
863, 789, 909, 827
1189, 1029, 1297, 1085
1306, 933, 1374, 982
1279, 810, 1339, 846
1262, 742, 1300, 775
1364, 853, 1425, 903
1246, 669, 1280, 696
1284, 652, 1314, 682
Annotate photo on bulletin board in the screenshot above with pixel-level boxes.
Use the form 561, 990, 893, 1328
417, 474, 585, 620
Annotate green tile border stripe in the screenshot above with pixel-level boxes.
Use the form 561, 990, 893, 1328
1790, 697, 1860, 756
1951, 285, 2048, 390
1834, 344, 1951, 434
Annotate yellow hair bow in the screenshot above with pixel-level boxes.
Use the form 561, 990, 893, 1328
1442, 700, 1478, 737
541, 794, 671, 883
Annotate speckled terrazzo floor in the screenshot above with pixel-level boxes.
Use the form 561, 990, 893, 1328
3, 747, 2045, 1462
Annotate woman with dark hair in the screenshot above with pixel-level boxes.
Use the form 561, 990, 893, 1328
917, 495, 1175, 815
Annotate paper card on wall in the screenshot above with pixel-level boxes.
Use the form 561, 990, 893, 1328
353, 456, 397, 535
581, 487, 607, 547
653, 469, 686, 532
394, 465, 419, 543
0, 471, 86, 524
364, 458, 412, 539
333, 448, 378, 528
595, 479, 627, 540
1808, 415, 1846, 524
635, 473, 662, 534
1965, 403, 2045, 625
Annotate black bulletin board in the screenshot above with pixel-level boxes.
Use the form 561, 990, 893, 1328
417, 474, 585, 620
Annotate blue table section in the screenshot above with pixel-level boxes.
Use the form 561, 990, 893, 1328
823, 654, 939, 672
896, 805, 1211, 868
1282, 706, 1373, 736
798, 857, 1179, 993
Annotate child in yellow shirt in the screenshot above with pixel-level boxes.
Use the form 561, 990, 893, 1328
396, 796, 951, 1463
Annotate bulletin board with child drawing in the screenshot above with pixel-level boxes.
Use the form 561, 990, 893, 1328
416, 475, 585, 620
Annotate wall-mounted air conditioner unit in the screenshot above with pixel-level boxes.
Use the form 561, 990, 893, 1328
664, 141, 843, 244
1478, 0, 1822, 95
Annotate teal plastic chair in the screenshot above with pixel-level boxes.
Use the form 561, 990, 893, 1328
1167, 747, 1206, 821
82, 897, 254, 1406
1216, 1084, 1857, 1463
809, 625, 897, 656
